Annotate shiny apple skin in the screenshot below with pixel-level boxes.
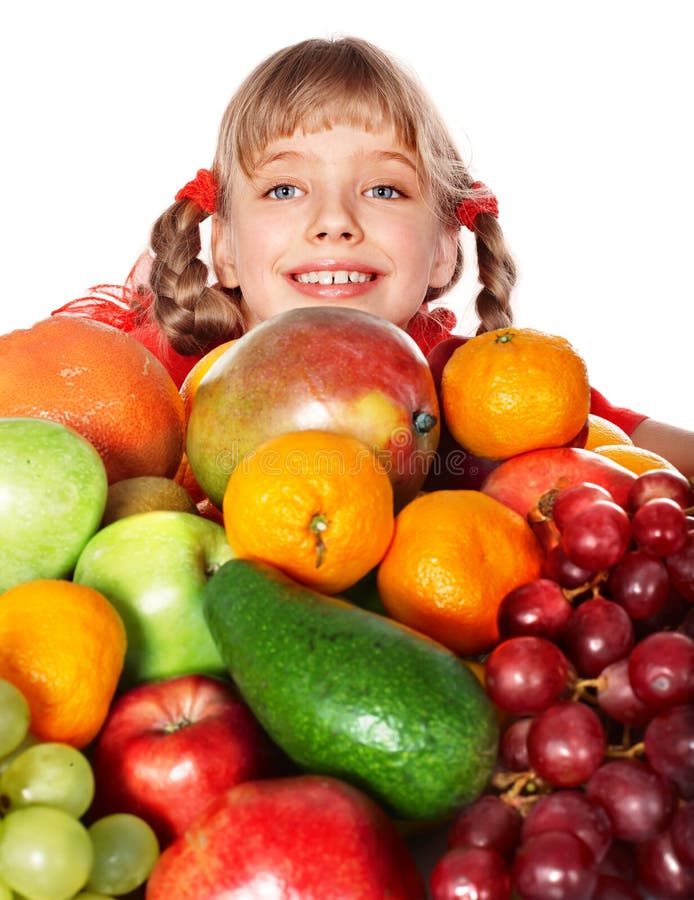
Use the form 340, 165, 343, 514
145, 774, 426, 899
91, 674, 285, 847
481, 446, 637, 519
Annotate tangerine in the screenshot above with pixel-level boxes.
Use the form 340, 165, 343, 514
0, 316, 185, 483
377, 490, 544, 656
440, 328, 590, 460
592, 444, 678, 475
223, 430, 394, 594
584, 414, 633, 450
0, 580, 126, 748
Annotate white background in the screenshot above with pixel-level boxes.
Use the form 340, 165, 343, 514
2, 0, 692, 429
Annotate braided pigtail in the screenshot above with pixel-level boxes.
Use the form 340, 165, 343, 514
149, 189, 244, 356
472, 214, 516, 334
456, 182, 516, 335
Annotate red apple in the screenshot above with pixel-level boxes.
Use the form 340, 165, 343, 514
91, 673, 286, 847
145, 774, 426, 899
186, 307, 440, 511
481, 446, 637, 520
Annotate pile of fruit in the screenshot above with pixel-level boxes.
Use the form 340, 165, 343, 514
0, 308, 692, 899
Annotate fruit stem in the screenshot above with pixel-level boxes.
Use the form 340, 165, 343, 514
412, 411, 437, 436
495, 331, 515, 345
309, 513, 328, 568
606, 740, 645, 760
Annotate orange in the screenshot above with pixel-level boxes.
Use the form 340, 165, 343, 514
592, 444, 678, 475
377, 490, 544, 656
440, 327, 590, 460
0, 316, 185, 484
180, 340, 237, 421
0, 579, 126, 748
584, 413, 633, 450
223, 430, 395, 594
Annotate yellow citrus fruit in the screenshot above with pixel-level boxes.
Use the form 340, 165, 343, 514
180, 340, 237, 421
440, 327, 590, 460
223, 430, 394, 594
0, 580, 126, 748
592, 444, 678, 475
584, 414, 633, 450
377, 490, 544, 656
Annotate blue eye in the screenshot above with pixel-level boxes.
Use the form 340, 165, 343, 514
268, 184, 304, 200
365, 185, 401, 199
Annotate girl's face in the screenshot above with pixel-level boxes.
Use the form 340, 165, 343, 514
212, 124, 458, 330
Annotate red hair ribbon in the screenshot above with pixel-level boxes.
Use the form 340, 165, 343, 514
175, 168, 218, 214
456, 182, 499, 231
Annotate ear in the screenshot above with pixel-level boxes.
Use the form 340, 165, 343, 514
211, 215, 240, 289
428, 225, 459, 290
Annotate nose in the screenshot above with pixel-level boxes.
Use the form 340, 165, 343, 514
307, 193, 364, 243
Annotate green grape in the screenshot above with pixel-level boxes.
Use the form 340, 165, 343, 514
0, 743, 94, 818
0, 805, 93, 900
86, 813, 159, 895
73, 894, 113, 899
0, 680, 30, 759
0, 733, 39, 778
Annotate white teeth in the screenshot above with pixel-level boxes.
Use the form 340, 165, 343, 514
294, 270, 373, 284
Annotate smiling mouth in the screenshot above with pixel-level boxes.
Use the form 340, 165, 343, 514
292, 270, 376, 285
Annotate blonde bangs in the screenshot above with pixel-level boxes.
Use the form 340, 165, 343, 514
214, 38, 436, 211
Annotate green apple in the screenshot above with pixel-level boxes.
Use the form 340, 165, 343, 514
0, 416, 108, 592
73, 511, 234, 688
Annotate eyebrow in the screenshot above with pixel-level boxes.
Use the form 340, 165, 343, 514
254, 148, 418, 171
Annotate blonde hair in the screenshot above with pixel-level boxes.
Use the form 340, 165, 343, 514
149, 37, 516, 354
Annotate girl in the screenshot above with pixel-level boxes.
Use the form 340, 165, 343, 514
57, 36, 693, 476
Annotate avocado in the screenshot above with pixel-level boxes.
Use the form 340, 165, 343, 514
203, 558, 499, 822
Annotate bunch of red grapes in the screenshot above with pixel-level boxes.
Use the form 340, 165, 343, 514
430, 468, 694, 900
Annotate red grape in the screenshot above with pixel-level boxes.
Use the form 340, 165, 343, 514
430, 846, 512, 900
485, 637, 572, 715
585, 758, 676, 843
542, 544, 595, 589
595, 658, 653, 727
590, 874, 641, 899
447, 794, 522, 858
498, 717, 532, 772
598, 840, 636, 883
497, 579, 573, 641
527, 701, 606, 787
666, 531, 694, 601
643, 704, 694, 798
521, 789, 612, 863
628, 630, 694, 709
562, 597, 634, 678
670, 801, 694, 868
560, 500, 632, 571
631, 496, 689, 556
552, 482, 614, 532
512, 830, 597, 900
627, 467, 693, 512
608, 549, 670, 620
635, 827, 694, 899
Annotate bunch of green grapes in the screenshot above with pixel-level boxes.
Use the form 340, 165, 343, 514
0, 679, 159, 900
